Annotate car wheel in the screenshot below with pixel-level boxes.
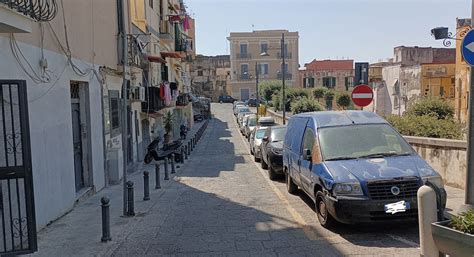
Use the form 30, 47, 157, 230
261, 158, 268, 169
316, 191, 335, 228
268, 164, 278, 181
220, 101, 223, 103
254, 153, 260, 162
286, 172, 297, 194
250, 146, 254, 155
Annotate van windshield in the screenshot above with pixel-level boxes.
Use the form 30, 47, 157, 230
271, 127, 287, 142
318, 124, 414, 161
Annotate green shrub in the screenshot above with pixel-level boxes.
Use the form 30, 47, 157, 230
336, 92, 352, 110
313, 87, 327, 101
450, 210, 474, 234
258, 81, 282, 102
386, 115, 463, 139
272, 93, 281, 112
406, 97, 455, 120
324, 90, 335, 110
291, 97, 324, 114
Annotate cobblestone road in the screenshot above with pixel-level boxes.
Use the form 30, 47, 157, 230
109, 103, 420, 257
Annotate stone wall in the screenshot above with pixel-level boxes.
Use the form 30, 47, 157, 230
265, 109, 467, 190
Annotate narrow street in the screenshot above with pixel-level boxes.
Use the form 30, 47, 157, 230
106, 103, 420, 256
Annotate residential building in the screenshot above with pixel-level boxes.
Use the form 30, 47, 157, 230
190, 55, 231, 101
421, 63, 456, 102
455, 18, 471, 122
227, 30, 299, 101
299, 59, 354, 91
375, 46, 455, 116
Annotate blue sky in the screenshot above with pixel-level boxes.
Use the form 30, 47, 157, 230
186, 0, 471, 65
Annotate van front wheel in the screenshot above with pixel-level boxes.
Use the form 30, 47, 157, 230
286, 172, 297, 194
316, 191, 335, 228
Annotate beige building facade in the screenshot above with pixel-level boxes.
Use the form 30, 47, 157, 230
227, 30, 299, 101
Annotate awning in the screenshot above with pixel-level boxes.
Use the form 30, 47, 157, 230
161, 51, 183, 58
147, 55, 166, 63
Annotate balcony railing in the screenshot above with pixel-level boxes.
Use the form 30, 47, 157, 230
159, 19, 174, 40
277, 73, 293, 80
237, 53, 251, 59
176, 94, 190, 107
239, 74, 251, 80
0, 0, 57, 21
142, 86, 165, 113
277, 52, 292, 59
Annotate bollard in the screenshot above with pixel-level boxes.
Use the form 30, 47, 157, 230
143, 171, 150, 201
181, 147, 185, 163
418, 185, 439, 257
190, 139, 194, 151
126, 181, 135, 216
155, 163, 161, 189
100, 197, 111, 242
171, 154, 176, 174
187, 141, 191, 155
164, 157, 170, 180
184, 145, 188, 160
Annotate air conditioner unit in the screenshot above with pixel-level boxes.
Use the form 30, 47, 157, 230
130, 86, 143, 101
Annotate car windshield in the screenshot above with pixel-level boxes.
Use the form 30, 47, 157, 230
271, 127, 287, 142
248, 118, 257, 126
239, 108, 250, 113
318, 124, 414, 161
255, 129, 266, 139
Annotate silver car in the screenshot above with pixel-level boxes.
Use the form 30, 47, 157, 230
237, 111, 251, 126
244, 115, 257, 139
250, 127, 267, 162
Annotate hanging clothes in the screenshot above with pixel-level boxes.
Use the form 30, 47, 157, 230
183, 16, 190, 31
164, 82, 172, 106
159, 83, 165, 99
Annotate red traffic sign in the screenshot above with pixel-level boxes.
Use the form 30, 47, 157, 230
351, 85, 373, 107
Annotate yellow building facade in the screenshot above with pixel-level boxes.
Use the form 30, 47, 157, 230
421, 63, 456, 103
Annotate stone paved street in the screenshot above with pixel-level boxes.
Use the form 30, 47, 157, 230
30, 103, 423, 257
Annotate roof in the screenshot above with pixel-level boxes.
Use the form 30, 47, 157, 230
304, 59, 354, 71
294, 111, 387, 128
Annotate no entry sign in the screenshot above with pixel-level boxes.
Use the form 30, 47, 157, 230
351, 85, 373, 107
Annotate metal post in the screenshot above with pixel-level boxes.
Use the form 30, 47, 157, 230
171, 154, 176, 174
187, 141, 191, 155
126, 181, 135, 216
255, 62, 259, 120
164, 157, 170, 180
465, 0, 474, 209
181, 147, 185, 163
143, 171, 150, 201
184, 145, 188, 160
120, 0, 129, 217
281, 33, 286, 125
155, 163, 161, 189
100, 197, 111, 242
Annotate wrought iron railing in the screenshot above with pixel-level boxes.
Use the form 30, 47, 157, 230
0, 0, 58, 21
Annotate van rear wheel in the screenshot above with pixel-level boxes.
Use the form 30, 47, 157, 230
286, 172, 297, 194
315, 191, 335, 228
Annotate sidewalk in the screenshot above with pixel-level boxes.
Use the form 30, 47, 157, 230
445, 185, 466, 217
28, 120, 208, 257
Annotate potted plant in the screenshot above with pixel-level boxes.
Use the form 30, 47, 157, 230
163, 111, 174, 145
431, 210, 474, 257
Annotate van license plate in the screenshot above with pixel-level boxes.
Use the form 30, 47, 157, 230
384, 200, 410, 214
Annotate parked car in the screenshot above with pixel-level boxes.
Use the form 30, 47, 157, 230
234, 105, 250, 117
250, 127, 268, 162
247, 98, 258, 107
237, 111, 251, 127
261, 125, 287, 180
243, 115, 258, 139
240, 114, 254, 134
283, 111, 447, 228
219, 95, 236, 103
233, 101, 245, 109
257, 116, 276, 126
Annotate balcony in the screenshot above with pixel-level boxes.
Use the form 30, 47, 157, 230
176, 94, 190, 107
142, 87, 165, 113
277, 73, 293, 80
159, 19, 174, 41
277, 52, 292, 59
236, 53, 252, 59
0, 0, 58, 33
239, 74, 252, 81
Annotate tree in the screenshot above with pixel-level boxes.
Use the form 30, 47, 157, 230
313, 87, 327, 102
336, 92, 352, 110
324, 90, 335, 110
258, 80, 282, 102
405, 97, 455, 120
291, 97, 324, 114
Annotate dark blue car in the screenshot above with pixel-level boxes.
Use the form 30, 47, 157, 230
283, 111, 447, 227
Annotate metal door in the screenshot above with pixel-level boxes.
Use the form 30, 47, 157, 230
71, 103, 84, 191
0, 80, 37, 254
141, 119, 150, 149
241, 89, 250, 101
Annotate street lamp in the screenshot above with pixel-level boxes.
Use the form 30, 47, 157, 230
260, 33, 287, 125
431, 2, 474, 210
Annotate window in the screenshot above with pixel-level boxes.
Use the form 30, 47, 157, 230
260, 42, 268, 54
241, 64, 249, 78
271, 127, 287, 142
240, 43, 248, 57
345, 77, 353, 91
149, 0, 153, 8
302, 127, 315, 153
197, 70, 203, 76
109, 90, 121, 137
323, 77, 336, 88
304, 77, 315, 88
161, 65, 169, 81
259, 64, 268, 75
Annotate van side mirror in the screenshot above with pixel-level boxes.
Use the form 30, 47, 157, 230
303, 148, 312, 161
262, 136, 269, 142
